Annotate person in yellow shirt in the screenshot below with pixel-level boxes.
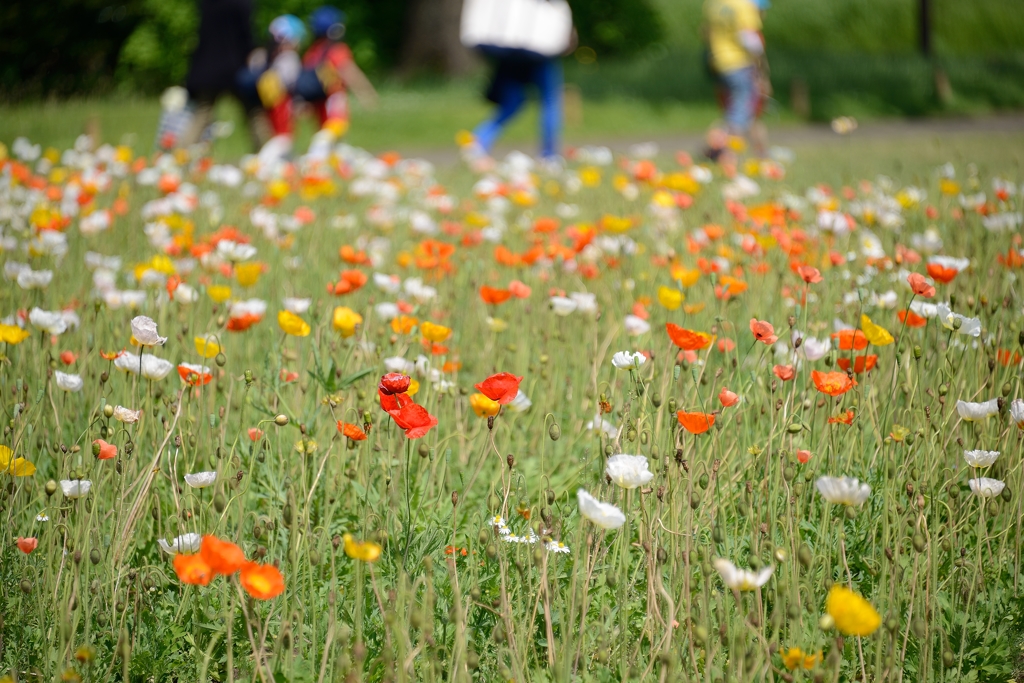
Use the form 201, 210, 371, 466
703, 0, 769, 158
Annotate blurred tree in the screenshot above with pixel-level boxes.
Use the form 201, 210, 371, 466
569, 0, 664, 58
0, 0, 145, 98
397, 0, 474, 76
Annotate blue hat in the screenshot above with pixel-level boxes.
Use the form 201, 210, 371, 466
752, 0, 771, 9
311, 6, 346, 39
269, 15, 307, 45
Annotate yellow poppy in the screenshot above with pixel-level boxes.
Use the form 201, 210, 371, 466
826, 585, 881, 636
579, 167, 601, 187
390, 315, 418, 335
406, 378, 420, 397
194, 335, 221, 359
0, 324, 31, 345
469, 393, 500, 418
235, 263, 263, 288
420, 321, 451, 343
670, 265, 700, 287
343, 533, 381, 562
332, 307, 363, 338
277, 311, 311, 337
657, 286, 683, 310
860, 314, 894, 346
0, 445, 36, 477
208, 285, 232, 303
781, 647, 820, 671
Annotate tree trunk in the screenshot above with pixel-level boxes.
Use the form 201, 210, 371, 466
398, 0, 476, 76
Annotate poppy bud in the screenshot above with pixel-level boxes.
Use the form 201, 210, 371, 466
103, 404, 114, 418
651, 393, 662, 407
667, 397, 677, 413
548, 423, 561, 441
912, 534, 926, 552
215, 352, 226, 367
214, 492, 227, 513
274, 414, 289, 426
90, 548, 101, 565
698, 473, 709, 489
1002, 382, 1012, 397
452, 491, 459, 507
418, 442, 430, 458
45, 480, 58, 497
913, 345, 922, 359
911, 618, 926, 638
938, 383, 948, 396
485, 544, 497, 560
20, 579, 32, 594
1001, 486, 1012, 502
797, 544, 812, 569
244, 369, 254, 384
787, 422, 802, 434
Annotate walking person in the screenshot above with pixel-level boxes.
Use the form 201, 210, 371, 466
180, 0, 271, 151
460, 0, 575, 168
702, 0, 769, 163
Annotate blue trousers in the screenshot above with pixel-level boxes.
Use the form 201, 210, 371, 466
474, 59, 562, 159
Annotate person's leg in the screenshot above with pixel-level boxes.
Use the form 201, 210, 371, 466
535, 59, 563, 159
180, 94, 216, 148
721, 66, 755, 137
473, 74, 527, 154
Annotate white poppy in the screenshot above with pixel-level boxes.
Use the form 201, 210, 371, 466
928, 255, 969, 273
60, 479, 92, 499
796, 334, 831, 361
384, 356, 415, 374
1010, 399, 1024, 429
282, 297, 312, 314
373, 273, 401, 294
624, 314, 651, 336
963, 450, 999, 468
29, 308, 68, 335
506, 390, 532, 413
605, 454, 654, 489
576, 489, 626, 529
130, 315, 166, 346
815, 476, 871, 507
571, 292, 598, 315
184, 471, 217, 489
611, 351, 646, 370
936, 303, 981, 337
909, 300, 939, 318
955, 399, 999, 422
54, 371, 84, 392
157, 532, 202, 555
114, 352, 174, 381
712, 558, 774, 591
112, 405, 142, 423
968, 477, 1005, 498
374, 302, 399, 321
230, 299, 268, 319
586, 415, 618, 438
549, 296, 576, 316
16, 269, 53, 290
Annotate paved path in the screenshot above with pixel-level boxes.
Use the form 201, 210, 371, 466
403, 112, 1024, 166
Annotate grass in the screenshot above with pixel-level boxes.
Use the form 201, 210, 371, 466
1, 123, 1023, 683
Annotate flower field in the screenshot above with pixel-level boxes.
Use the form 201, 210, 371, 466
1, 132, 1023, 682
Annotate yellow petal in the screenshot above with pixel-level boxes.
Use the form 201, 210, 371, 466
860, 314, 894, 346
194, 336, 221, 359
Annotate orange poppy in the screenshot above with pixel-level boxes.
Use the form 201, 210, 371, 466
240, 562, 285, 600
896, 310, 927, 328
533, 216, 559, 233
906, 272, 935, 298
480, 286, 512, 305
837, 355, 878, 374
475, 372, 523, 404
93, 439, 117, 460
811, 370, 856, 396
750, 318, 778, 345
796, 265, 822, 284
719, 387, 739, 407
248, 427, 264, 441
174, 553, 214, 586
100, 349, 126, 361
200, 535, 247, 575
773, 365, 796, 381
227, 313, 262, 332
828, 410, 855, 425
339, 245, 371, 265
925, 263, 958, 284
666, 323, 713, 351
508, 280, 531, 299
831, 329, 869, 351
337, 422, 367, 440
494, 245, 521, 267
677, 411, 716, 434
996, 349, 1022, 366
717, 338, 736, 353
330, 270, 368, 296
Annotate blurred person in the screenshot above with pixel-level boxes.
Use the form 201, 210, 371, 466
237, 15, 307, 161
702, 0, 769, 162
460, 0, 574, 167
181, 0, 271, 150
295, 6, 378, 137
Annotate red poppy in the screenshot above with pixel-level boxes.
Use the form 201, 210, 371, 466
386, 403, 438, 439
828, 410, 855, 425
93, 439, 117, 461
750, 318, 778, 345
796, 449, 812, 464
773, 365, 796, 381
897, 310, 927, 328
811, 370, 856, 396
719, 387, 739, 407
379, 389, 414, 412
677, 411, 716, 434
178, 364, 213, 386
227, 313, 262, 332
666, 323, 713, 351
907, 272, 935, 298
248, 427, 264, 441
17, 537, 38, 554
279, 369, 299, 383
240, 562, 285, 600
831, 329, 868, 351
797, 265, 822, 284
837, 355, 878, 374
717, 338, 736, 353
926, 263, 958, 284
60, 351, 77, 365
174, 553, 214, 586
508, 280, 532, 299
200, 535, 247, 575
379, 373, 412, 396
475, 372, 523, 404
480, 286, 513, 305
997, 349, 1022, 366
337, 421, 367, 440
